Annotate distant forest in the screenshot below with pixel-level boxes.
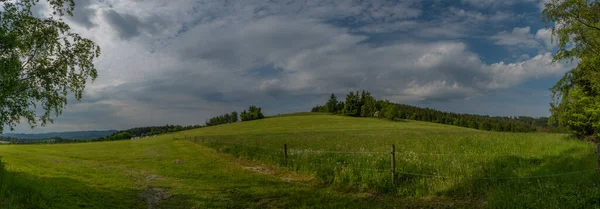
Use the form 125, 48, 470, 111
93, 124, 203, 141
311, 90, 565, 133
0, 136, 91, 144
94, 105, 266, 142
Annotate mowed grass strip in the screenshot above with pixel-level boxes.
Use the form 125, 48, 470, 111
179, 114, 600, 208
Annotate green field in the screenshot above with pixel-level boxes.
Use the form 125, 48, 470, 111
1, 113, 599, 208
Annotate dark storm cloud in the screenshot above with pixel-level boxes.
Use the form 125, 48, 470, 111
103, 9, 168, 40
70, 0, 98, 28
103, 10, 141, 39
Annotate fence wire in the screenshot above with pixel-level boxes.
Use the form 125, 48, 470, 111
201, 139, 596, 157
195, 138, 599, 180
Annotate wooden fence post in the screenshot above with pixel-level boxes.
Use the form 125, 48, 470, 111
284, 144, 288, 166
391, 144, 396, 185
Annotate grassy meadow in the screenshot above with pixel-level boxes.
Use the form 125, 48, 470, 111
0, 132, 408, 209
0, 113, 598, 208
183, 113, 600, 208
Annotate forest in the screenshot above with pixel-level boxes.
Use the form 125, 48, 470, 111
311, 90, 564, 133
0, 136, 90, 144
92, 124, 203, 141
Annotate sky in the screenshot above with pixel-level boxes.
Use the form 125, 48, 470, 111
5, 0, 577, 133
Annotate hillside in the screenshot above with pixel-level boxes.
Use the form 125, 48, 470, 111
1, 114, 598, 208
181, 114, 599, 208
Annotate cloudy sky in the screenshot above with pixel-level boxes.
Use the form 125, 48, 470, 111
6, 0, 575, 133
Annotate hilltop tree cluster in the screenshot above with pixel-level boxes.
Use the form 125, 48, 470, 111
205, 111, 238, 126
240, 106, 265, 121
311, 90, 560, 133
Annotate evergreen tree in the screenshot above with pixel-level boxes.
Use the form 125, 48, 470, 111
360, 91, 377, 117
326, 94, 339, 113
231, 111, 238, 123
342, 92, 360, 116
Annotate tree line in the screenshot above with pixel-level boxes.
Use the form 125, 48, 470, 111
205, 105, 265, 126
311, 90, 563, 133
0, 136, 90, 144
93, 124, 203, 141
95, 105, 266, 141
205, 112, 238, 126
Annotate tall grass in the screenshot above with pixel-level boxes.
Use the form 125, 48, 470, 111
182, 114, 600, 208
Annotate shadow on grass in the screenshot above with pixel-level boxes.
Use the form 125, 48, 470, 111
186, 178, 476, 209
441, 148, 600, 208
0, 158, 197, 209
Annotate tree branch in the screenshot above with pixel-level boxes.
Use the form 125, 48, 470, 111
21, 43, 39, 69
575, 10, 600, 32
579, 31, 600, 55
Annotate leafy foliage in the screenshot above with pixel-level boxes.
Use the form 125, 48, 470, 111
0, 0, 101, 133
543, 0, 600, 139
240, 106, 265, 121
205, 111, 238, 126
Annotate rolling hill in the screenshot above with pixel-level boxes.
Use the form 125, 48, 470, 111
0, 113, 598, 208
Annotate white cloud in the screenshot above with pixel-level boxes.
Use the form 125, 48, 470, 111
535, 28, 554, 49
490, 26, 556, 51
490, 26, 540, 47
487, 52, 573, 89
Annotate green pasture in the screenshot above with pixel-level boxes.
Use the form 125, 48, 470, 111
1, 113, 599, 208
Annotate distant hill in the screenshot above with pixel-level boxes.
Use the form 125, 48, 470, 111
2, 130, 118, 140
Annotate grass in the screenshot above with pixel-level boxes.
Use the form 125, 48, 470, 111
179, 114, 600, 208
0, 129, 466, 209
0, 114, 598, 208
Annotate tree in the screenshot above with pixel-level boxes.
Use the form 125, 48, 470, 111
0, 0, 101, 133
342, 92, 360, 116
543, 0, 600, 138
336, 101, 344, 113
381, 101, 398, 120
241, 106, 265, 121
360, 91, 377, 117
231, 111, 238, 123
325, 93, 338, 113
223, 113, 231, 123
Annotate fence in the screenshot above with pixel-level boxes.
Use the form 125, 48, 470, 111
183, 136, 600, 185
